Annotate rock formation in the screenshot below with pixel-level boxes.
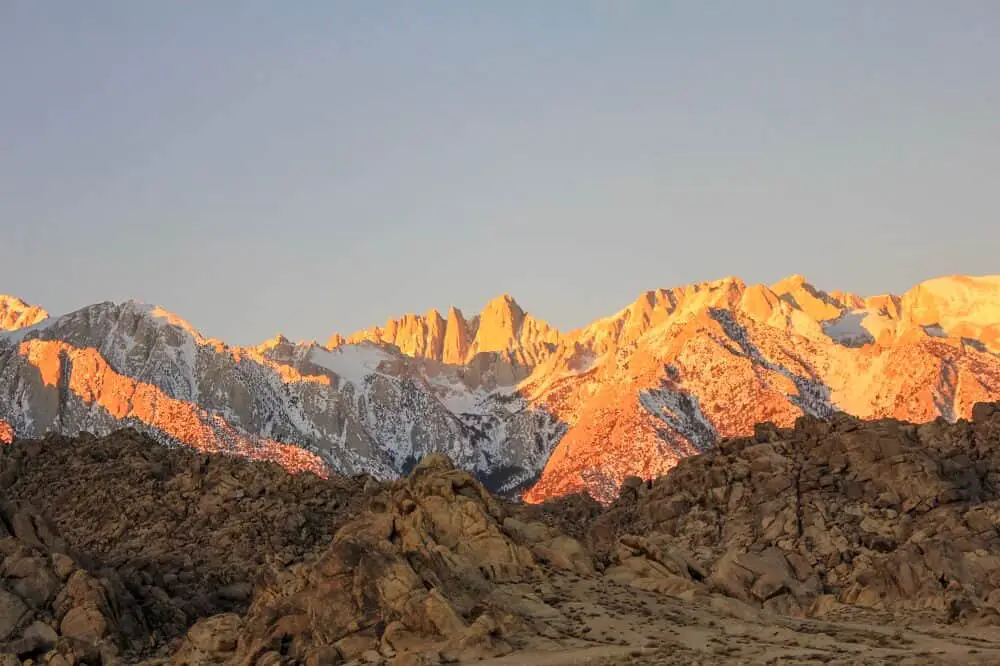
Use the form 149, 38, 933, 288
554, 402, 1000, 627
5, 410, 1000, 663
524, 274, 1000, 501
329, 294, 561, 368
0, 429, 365, 663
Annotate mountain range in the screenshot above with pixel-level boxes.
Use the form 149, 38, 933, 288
2, 274, 999, 502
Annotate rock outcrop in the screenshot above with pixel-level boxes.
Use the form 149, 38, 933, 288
574, 402, 1000, 626
0, 429, 367, 662
5, 414, 1000, 663
0, 499, 141, 665
171, 452, 599, 665
0, 431, 596, 664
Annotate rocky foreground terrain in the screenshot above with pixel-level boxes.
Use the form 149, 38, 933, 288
5, 405, 1000, 664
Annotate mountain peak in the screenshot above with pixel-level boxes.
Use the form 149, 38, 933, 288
0, 295, 49, 332
770, 274, 844, 321
145, 304, 212, 343
476, 294, 526, 353
0, 294, 35, 308
772, 273, 811, 291
256, 333, 291, 352
482, 293, 522, 313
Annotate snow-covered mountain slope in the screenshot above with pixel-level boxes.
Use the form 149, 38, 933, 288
1, 273, 999, 503
0, 300, 562, 492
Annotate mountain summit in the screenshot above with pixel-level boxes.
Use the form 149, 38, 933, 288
2, 274, 999, 502
0, 294, 48, 332
330, 293, 561, 368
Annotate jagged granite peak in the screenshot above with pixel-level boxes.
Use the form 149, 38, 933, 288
330, 293, 562, 368
770, 273, 846, 321
0, 294, 48, 331
476, 293, 525, 349
424, 306, 446, 360
326, 332, 347, 348
442, 304, 470, 364
255, 332, 291, 351
899, 274, 1000, 351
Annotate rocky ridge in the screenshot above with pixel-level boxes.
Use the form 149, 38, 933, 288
523, 274, 1000, 501
329, 295, 561, 370
4, 407, 1000, 663
0, 301, 561, 494
1, 274, 999, 503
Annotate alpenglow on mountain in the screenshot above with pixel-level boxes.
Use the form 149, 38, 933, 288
1, 275, 999, 502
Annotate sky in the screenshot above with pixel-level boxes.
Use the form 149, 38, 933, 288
2, 2, 998, 345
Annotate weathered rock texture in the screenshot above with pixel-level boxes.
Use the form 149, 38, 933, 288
579, 401, 1000, 626
524, 274, 1000, 502
173, 453, 593, 665
0, 429, 365, 663
4, 408, 1000, 664
330, 295, 562, 369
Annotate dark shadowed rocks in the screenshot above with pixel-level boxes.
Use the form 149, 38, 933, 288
172, 453, 594, 665
4, 405, 1000, 663
0, 429, 366, 663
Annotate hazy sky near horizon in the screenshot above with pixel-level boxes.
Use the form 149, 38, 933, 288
2, 2, 998, 345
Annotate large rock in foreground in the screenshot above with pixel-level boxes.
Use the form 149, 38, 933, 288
0, 499, 145, 664
582, 402, 1000, 624
0, 429, 366, 663
7, 409, 1000, 664
172, 453, 592, 665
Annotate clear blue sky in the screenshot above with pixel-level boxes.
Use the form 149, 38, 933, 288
3, 2, 998, 345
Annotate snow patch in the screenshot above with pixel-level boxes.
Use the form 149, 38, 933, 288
639, 385, 718, 451
0, 317, 56, 344
308, 343, 395, 390
431, 378, 489, 414
923, 324, 947, 338
822, 311, 875, 346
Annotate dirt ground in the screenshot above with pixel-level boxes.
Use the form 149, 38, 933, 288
472, 572, 1000, 666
